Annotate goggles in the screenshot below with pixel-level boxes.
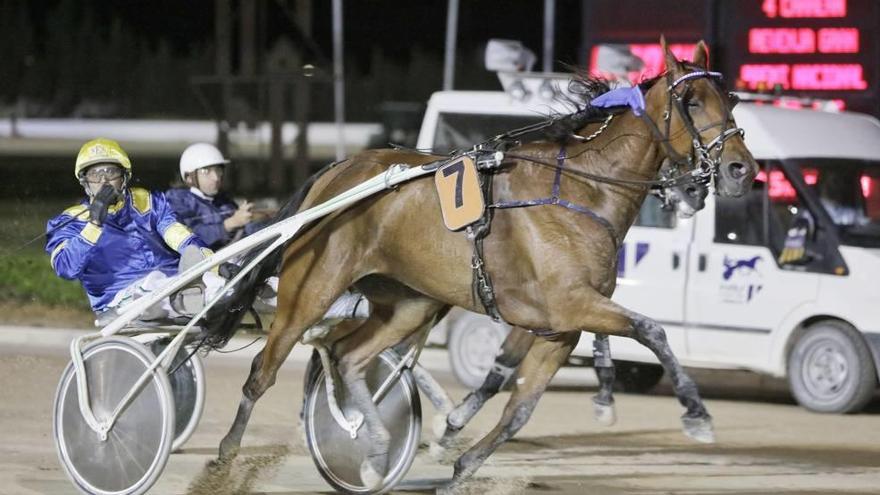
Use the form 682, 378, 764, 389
196, 165, 225, 177
82, 165, 124, 182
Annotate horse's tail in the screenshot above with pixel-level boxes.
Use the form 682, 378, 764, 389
200, 159, 344, 349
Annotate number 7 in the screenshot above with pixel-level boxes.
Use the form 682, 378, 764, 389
442, 161, 465, 208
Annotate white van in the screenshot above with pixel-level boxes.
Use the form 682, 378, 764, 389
420, 74, 880, 414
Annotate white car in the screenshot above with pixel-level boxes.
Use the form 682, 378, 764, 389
420, 75, 880, 413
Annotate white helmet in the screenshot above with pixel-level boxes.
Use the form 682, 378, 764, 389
179, 143, 230, 180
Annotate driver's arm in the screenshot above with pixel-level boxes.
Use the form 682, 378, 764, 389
152, 191, 211, 256
46, 206, 103, 280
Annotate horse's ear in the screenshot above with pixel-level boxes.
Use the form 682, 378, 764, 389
693, 40, 709, 69
660, 35, 681, 73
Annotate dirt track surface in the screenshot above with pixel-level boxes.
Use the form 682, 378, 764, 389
2, 329, 880, 495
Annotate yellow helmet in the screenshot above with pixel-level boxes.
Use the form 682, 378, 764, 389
74, 138, 132, 179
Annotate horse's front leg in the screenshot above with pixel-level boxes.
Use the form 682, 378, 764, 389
573, 296, 713, 442
625, 310, 713, 442
591, 333, 617, 426
440, 332, 579, 494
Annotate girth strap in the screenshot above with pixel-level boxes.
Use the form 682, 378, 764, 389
468, 166, 503, 321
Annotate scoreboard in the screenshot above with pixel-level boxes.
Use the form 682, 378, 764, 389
584, 0, 878, 114
719, 0, 877, 107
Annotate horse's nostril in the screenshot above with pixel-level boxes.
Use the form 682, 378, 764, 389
728, 161, 749, 180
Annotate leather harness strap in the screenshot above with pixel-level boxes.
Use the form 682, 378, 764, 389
466, 146, 620, 325
467, 161, 503, 322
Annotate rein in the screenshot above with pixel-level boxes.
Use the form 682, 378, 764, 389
503, 150, 706, 191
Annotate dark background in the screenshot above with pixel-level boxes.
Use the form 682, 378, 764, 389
0, 0, 877, 199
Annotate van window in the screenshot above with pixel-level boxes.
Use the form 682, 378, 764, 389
715, 162, 813, 249
714, 169, 767, 246
789, 158, 880, 248
634, 195, 675, 228
433, 113, 547, 153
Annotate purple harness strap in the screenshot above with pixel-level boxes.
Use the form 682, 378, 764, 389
490, 147, 619, 249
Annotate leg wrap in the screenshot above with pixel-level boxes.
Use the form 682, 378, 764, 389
485, 362, 516, 391
592, 336, 613, 368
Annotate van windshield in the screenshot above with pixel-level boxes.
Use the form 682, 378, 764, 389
433, 112, 547, 153
788, 159, 880, 247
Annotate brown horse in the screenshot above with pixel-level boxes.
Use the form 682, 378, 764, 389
213, 39, 758, 492
437, 154, 711, 439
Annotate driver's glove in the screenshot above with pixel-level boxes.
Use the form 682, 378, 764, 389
89, 184, 120, 226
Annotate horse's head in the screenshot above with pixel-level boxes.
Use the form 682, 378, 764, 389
642, 37, 758, 198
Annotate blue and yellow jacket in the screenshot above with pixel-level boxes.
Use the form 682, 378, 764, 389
165, 187, 263, 250
45, 187, 207, 312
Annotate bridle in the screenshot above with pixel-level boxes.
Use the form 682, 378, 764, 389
638, 69, 745, 202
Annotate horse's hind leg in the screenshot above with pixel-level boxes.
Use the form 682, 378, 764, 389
334, 296, 445, 489
441, 332, 579, 493
591, 334, 617, 426
218, 259, 354, 459
440, 327, 534, 446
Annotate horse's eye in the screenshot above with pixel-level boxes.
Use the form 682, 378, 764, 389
687, 100, 700, 109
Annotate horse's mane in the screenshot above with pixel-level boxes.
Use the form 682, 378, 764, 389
543, 72, 612, 142
544, 70, 669, 143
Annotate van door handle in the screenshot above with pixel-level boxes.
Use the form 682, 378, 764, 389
698, 254, 707, 272
672, 253, 680, 269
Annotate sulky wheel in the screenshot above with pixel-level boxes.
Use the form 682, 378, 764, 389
304, 349, 421, 494
148, 338, 206, 451
54, 336, 174, 495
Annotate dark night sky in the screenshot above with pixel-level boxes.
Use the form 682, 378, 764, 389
22, 0, 584, 73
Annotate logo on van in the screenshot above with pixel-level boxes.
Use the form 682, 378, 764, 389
720, 255, 763, 303
722, 255, 762, 280
617, 242, 650, 278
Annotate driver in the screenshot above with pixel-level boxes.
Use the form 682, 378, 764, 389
45, 138, 214, 323
165, 143, 265, 250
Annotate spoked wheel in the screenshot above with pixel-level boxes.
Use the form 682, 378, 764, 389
148, 338, 206, 451
304, 349, 421, 494
54, 336, 174, 495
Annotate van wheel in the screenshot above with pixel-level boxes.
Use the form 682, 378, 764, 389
788, 321, 877, 414
613, 361, 664, 393
448, 317, 510, 389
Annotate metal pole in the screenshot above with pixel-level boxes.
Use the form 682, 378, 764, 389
442, 0, 459, 90
332, 0, 345, 161
294, 0, 313, 189
214, 0, 231, 157
543, 0, 555, 73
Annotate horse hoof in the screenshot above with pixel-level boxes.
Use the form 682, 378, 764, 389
433, 413, 449, 440
592, 400, 617, 427
217, 442, 240, 462
682, 415, 715, 443
446, 406, 469, 432
436, 482, 459, 495
359, 459, 384, 490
